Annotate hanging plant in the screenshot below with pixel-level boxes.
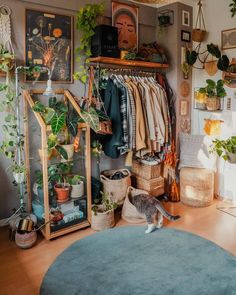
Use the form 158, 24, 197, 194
185, 43, 229, 72
74, 3, 104, 83
229, 0, 236, 17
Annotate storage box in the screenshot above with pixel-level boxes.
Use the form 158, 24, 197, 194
133, 175, 164, 196
132, 160, 162, 180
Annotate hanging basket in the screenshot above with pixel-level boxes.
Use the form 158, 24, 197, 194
204, 60, 218, 76
192, 29, 207, 43
193, 0, 207, 43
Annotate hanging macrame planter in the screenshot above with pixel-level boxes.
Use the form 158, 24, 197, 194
192, 0, 207, 43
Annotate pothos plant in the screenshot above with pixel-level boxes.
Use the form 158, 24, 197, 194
0, 46, 26, 185
74, 3, 104, 83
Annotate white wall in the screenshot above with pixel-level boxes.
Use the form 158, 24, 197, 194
191, 0, 236, 201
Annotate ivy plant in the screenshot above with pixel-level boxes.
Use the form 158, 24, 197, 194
74, 3, 104, 83
229, 0, 236, 17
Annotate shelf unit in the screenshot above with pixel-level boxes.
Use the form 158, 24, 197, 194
89, 57, 169, 69
23, 89, 91, 240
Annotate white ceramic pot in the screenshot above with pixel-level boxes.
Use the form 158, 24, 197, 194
61, 144, 74, 162
226, 151, 236, 164
13, 172, 25, 184
71, 181, 84, 199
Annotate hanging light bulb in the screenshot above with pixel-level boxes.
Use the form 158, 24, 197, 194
43, 78, 55, 96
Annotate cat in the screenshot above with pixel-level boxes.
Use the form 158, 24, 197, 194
131, 194, 180, 234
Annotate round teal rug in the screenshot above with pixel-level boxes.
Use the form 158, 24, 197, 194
40, 226, 236, 295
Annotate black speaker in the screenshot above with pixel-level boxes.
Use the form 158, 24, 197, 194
91, 25, 120, 58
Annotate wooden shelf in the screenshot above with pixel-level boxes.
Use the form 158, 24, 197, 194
89, 57, 169, 69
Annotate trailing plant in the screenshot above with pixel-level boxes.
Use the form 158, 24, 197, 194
229, 0, 236, 17
67, 174, 85, 185
92, 191, 117, 215
199, 79, 226, 98
33, 97, 79, 160
185, 43, 229, 71
74, 3, 104, 83
210, 136, 236, 161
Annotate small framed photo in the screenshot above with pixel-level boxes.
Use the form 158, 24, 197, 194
221, 28, 236, 50
182, 10, 190, 26
179, 100, 189, 116
181, 30, 191, 43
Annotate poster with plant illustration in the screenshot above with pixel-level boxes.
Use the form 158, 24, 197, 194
25, 9, 73, 83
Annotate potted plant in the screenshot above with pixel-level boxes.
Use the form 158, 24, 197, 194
210, 136, 236, 163
91, 191, 117, 231
199, 79, 226, 111
54, 173, 71, 203
67, 174, 85, 199
74, 3, 104, 83
33, 97, 79, 161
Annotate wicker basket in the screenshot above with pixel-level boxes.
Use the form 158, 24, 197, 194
133, 175, 164, 196
121, 187, 146, 223
91, 206, 115, 231
192, 29, 207, 43
180, 167, 214, 207
132, 160, 162, 180
100, 169, 131, 205
206, 97, 220, 111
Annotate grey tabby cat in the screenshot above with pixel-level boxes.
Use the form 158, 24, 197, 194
132, 194, 180, 234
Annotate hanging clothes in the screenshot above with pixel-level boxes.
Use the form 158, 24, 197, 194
99, 71, 172, 161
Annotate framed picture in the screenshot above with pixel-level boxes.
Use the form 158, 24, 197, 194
182, 10, 190, 27
25, 9, 73, 83
181, 30, 191, 43
179, 100, 189, 116
221, 28, 236, 50
112, 1, 139, 52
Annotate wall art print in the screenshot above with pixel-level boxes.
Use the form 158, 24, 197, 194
221, 28, 236, 50
25, 9, 73, 83
112, 1, 138, 52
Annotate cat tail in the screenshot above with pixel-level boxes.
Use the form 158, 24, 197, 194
155, 204, 180, 221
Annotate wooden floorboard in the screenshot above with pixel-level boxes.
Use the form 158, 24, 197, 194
0, 200, 236, 295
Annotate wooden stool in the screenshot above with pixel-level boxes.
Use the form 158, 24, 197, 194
180, 167, 214, 207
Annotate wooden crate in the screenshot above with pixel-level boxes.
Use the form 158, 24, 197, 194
132, 160, 162, 180
180, 167, 214, 207
133, 175, 164, 196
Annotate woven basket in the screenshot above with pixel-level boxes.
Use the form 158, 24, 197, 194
134, 175, 165, 196
192, 29, 207, 43
206, 97, 220, 111
132, 160, 162, 180
91, 206, 115, 231
121, 187, 147, 223
180, 168, 214, 207
100, 169, 131, 205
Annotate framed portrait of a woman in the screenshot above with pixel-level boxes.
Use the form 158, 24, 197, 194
112, 1, 139, 52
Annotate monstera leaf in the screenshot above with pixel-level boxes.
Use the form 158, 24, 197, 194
80, 107, 100, 132
51, 113, 66, 135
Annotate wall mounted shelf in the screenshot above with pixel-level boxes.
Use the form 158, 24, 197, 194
89, 57, 169, 69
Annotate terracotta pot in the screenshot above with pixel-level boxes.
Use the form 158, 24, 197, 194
54, 184, 71, 203
192, 29, 207, 43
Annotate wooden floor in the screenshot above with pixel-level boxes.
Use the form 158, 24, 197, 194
0, 200, 236, 295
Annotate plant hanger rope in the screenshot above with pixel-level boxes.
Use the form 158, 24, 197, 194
195, 0, 206, 31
